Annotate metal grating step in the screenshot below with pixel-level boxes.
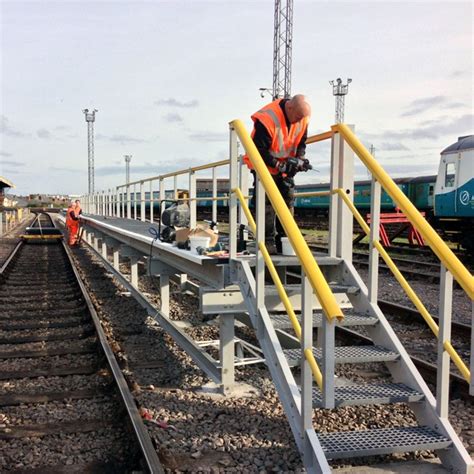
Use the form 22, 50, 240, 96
319, 426, 451, 459
265, 283, 360, 296
284, 345, 399, 366
311, 382, 424, 408
269, 311, 378, 329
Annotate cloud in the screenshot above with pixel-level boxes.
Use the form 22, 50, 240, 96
188, 131, 227, 142
37, 128, 51, 139
450, 70, 467, 78
378, 142, 410, 151
163, 112, 183, 123
364, 114, 473, 142
95, 161, 157, 177
1, 160, 25, 167
401, 96, 446, 117
2, 168, 21, 175
443, 101, 464, 110
0, 151, 12, 157
96, 133, 147, 144
0, 115, 28, 137
155, 98, 199, 108
49, 166, 82, 173
54, 125, 70, 131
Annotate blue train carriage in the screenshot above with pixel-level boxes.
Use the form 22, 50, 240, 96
407, 175, 437, 212
434, 135, 474, 252
294, 179, 412, 216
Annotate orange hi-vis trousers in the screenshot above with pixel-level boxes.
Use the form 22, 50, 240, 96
68, 221, 79, 246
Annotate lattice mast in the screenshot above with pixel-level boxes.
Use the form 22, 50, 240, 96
329, 78, 351, 123
124, 155, 132, 184
82, 109, 98, 194
272, 0, 293, 99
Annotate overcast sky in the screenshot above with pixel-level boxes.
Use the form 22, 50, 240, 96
1, 0, 472, 196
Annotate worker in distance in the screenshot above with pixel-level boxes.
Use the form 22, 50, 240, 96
244, 94, 312, 254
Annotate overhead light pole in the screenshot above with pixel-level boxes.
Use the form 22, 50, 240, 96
82, 108, 98, 194
259, 0, 294, 99
329, 78, 352, 123
124, 155, 132, 184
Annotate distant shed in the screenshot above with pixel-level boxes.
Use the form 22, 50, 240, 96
0, 176, 15, 207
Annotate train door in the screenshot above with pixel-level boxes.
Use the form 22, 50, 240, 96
435, 153, 457, 216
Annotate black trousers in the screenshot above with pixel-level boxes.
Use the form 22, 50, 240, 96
250, 171, 295, 249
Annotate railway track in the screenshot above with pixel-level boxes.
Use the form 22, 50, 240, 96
0, 213, 35, 268
0, 218, 163, 472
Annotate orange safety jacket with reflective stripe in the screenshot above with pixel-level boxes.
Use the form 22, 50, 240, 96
243, 99, 309, 175
65, 206, 73, 227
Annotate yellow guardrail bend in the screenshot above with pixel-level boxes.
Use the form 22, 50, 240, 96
233, 187, 323, 390
336, 188, 471, 382
334, 123, 474, 300
231, 119, 343, 322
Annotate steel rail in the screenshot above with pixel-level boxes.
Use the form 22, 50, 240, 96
336, 326, 470, 400
377, 300, 471, 339
62, 241, 164, 473
0, 241, 23, 275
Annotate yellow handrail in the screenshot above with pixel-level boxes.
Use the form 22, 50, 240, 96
306, 130, 333, 145
294, 191, 332, 198
230, 119, 343, 322
233, 187, 323, 390
334, 123, 474, 299
123, 159, 231, 187
336, 188, 470, 382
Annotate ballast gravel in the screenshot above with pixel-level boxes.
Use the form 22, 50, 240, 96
70, 243, 473, 472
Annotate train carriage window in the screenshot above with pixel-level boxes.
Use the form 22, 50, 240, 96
445, 163, 455, 187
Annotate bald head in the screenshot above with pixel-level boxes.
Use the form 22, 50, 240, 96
285, 94, 311, 124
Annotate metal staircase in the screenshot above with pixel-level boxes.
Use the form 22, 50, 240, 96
228, 120, 473, 473
234, 256, 466, 472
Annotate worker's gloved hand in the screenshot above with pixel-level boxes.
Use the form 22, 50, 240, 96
277, 157, 299, 176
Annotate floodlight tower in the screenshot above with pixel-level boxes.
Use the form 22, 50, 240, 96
82, 108, 98, 194
124, 155, 132, 184
272, 0, 294, 99
329, 78, 352, 123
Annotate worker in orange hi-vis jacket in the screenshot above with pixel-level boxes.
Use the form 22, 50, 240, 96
68, 201, 82, 246
65, 202, 74, 237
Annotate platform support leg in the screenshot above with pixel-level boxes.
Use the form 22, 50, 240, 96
301, 271, 313, 464
160, 274, 170, 316
437, 265, 453, 417
93, 236, 99, 252
220, 314, 235, 393
113, 248, 120, 271
322, 317, 335, 409
179, 273, 188, 290
101, 241, 108, 260
130, 256, 139, 289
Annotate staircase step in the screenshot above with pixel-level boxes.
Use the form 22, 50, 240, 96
284, 345, 399, 366
245, 253, 342, 267
269, 310, 378, 329
265, 283, 359, 296
319, 426, 451, 459
311, 382, 424, 408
